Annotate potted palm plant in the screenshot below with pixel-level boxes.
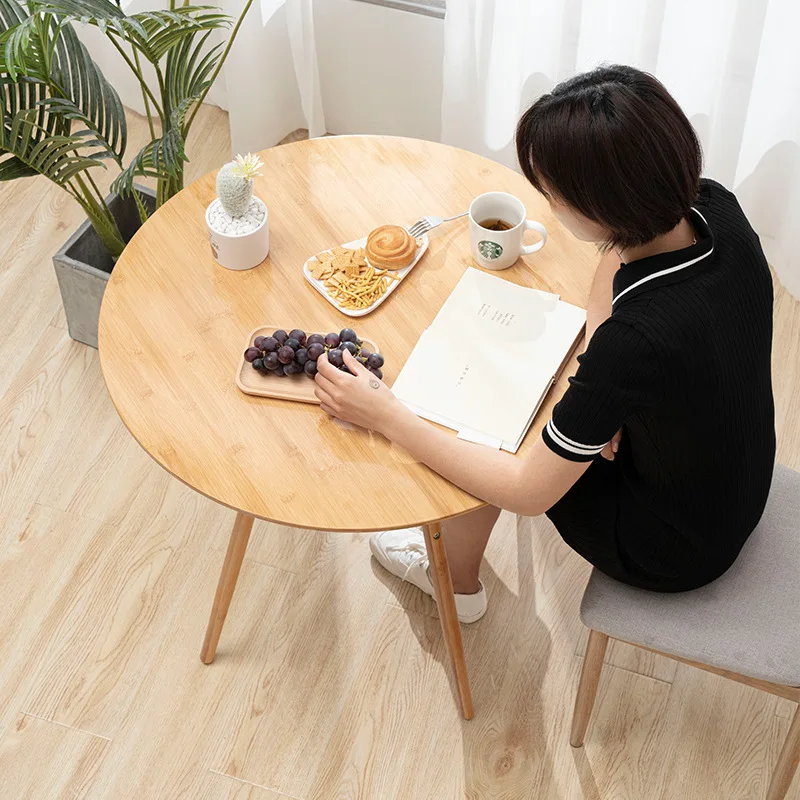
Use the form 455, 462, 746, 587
0, 0, 254, 347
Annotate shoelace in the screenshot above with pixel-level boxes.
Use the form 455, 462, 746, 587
386, 539, 429, 583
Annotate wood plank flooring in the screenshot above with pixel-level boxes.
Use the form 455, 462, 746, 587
2, 104, 800, 799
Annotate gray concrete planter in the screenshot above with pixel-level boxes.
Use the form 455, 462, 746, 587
53, 185, 157, 348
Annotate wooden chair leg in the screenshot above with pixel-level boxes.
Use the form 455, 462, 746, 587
768, 703, 800, 800
200, 511, 254, 664
423, 521, 475, 720
570, 629, 609, 747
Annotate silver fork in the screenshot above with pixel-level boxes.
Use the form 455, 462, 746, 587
407, 211, 468, 238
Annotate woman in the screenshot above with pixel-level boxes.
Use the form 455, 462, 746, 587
314, 65, 775, 622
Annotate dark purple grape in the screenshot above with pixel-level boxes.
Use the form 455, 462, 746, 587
328, 348, 344, 367
244, 347, 261, 363
285, 337, 301, 351
307, 342, 325, 361
284, 361, 303, 375
357, 356, 367, 366
339, 364, 351, 373
324, 332, 340, 348
253, 357, 264, 371
340, 328, 358, 344
264, 352, 279, 370
289, 329, 306, 346
359, 347, 371, 359
295, 348, 309, 366
274, 364, 285, 376
254, 335, 267, 349
368, 367, 383, 380
304, 360, 318, 376
367, 353, 384, 369
262, 336, 278, 353
341, 341, 358, 356
277, 345, 295, 365
306, 333, 325, 347
273, 329, 288, 345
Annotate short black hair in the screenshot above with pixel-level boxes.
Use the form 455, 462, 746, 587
515, 65, 702, 250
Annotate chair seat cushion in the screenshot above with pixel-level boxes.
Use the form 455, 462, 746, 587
580, 464, 800, 686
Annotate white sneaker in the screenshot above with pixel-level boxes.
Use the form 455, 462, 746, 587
369, 528, 487, 623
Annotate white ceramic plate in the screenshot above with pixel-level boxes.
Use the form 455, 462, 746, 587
303, 233, 429, 318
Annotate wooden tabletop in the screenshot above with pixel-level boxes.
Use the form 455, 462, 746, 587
98, 135, 596, 531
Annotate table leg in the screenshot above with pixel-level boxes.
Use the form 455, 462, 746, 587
200, 511, 254, 664
423, 521, 475, 720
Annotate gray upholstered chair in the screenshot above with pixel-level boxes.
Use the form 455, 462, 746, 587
571, 463, 800, 800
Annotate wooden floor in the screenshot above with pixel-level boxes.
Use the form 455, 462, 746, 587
2, 105, 800, 800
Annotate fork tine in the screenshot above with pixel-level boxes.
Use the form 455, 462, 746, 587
408, 222, 426, 237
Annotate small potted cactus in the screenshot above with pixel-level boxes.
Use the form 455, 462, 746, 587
205, 153, 269, 271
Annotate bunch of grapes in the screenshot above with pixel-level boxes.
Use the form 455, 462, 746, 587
243, 327, 385, 380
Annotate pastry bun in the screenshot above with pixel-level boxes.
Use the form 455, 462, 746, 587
365, 225, 417, 270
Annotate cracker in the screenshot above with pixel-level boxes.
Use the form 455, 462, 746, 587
311, 243, 399, 310
309, 260, 328, 280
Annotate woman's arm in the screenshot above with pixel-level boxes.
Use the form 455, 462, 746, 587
314, 351, 592, 516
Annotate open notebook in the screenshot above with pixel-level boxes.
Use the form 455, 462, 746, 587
392, 268, 586, 452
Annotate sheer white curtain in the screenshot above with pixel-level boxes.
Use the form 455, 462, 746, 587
81, 0, 325, 156
442, 0, 800, 297
219, 0, 325, 153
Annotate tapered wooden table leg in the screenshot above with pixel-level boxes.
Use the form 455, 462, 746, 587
423, 521, 474, 720
200, 511, 254, 664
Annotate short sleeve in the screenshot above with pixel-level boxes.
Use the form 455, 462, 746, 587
542, 320, 662, 462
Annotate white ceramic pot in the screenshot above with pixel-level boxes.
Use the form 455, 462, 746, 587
206, 197, 269, 271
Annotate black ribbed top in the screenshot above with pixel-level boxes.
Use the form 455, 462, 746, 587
542, 178, 775, 582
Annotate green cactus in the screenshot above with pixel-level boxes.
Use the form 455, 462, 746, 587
216, 153, 263, 218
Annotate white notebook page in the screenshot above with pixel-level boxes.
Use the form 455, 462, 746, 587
392, 269, 585, 451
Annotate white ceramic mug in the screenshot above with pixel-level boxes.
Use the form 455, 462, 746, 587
469, 192, 547, 270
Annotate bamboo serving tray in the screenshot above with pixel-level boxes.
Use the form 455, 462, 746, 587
235, 325, 379, 404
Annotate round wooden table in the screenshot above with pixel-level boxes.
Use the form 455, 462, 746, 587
98, 135, 595, 719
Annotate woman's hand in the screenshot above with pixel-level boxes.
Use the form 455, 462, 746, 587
314, 349, 408, 435
600, 428, 622, 460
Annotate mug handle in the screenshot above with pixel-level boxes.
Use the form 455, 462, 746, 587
520, 220, 547, 255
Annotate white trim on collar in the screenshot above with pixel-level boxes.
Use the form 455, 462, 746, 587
612, 208, 714, 306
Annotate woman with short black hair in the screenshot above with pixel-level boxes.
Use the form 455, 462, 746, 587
314, 65, 775, 618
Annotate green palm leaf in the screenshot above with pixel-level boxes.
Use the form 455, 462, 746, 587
113, 19, 225, 201
32, 0, 231, 62
111, 96, 193, 197
166, 28, 221, 121
51, 22, 126, 157
0, 0, 25, 34
1, 6, 125, 160
1, 104, 105, 183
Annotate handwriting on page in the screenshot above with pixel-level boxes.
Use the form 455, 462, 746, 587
477, 303, 516, 327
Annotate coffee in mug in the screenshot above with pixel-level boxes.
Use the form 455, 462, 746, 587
469, 192, 547, 270
478, 218, 514, 232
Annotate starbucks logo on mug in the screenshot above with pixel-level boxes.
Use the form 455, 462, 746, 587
478, 240, 503, 260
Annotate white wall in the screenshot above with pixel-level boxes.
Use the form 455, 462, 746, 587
314, 0, 444, 141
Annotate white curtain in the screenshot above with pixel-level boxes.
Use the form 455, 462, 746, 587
80, 0, 325, 156
442, 0, 800, 298
220, 0, 326, 153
